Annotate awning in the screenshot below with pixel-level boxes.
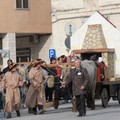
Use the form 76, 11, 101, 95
73, 48, 115, 54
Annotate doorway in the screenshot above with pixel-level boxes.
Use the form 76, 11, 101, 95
81, 52, 101, 61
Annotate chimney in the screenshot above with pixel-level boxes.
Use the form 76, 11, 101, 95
82, 24, 107, 49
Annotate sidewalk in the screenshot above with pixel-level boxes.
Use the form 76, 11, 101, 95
44, 100, 71, 108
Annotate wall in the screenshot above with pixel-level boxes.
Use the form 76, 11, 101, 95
0, 0, 52, 33
16, 35, 52, 63
52, 18, 84, 57
52, 0, 85, 11
51, 0, 120, 77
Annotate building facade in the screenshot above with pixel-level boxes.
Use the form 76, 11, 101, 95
1, 0, 120, 70
50, 0, 120, 77
0, 0, 52, 68
51, 0, 120, 57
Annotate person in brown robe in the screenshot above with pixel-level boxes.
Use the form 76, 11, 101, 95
25, 59, 45, 115
2, 63, 23, 119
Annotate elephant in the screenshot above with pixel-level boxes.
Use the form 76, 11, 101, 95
61, 60, 97, 111
81, 59, 97, 110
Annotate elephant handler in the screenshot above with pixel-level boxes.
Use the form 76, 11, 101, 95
2, 63, 23, 119
25, 59, 46, 115
62, 59, 90, 117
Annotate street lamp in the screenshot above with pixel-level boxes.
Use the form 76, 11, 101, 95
64, 22, 77, 49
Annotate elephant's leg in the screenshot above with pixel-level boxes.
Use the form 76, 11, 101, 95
86, 91, 91, 108
90, 89, 95, 110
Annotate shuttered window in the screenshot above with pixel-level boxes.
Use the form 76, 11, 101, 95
16, 0, 29, 9
23, 0, 29, 8
16, 48, 31, 62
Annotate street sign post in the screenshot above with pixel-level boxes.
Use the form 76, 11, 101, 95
49, 49, 56, 59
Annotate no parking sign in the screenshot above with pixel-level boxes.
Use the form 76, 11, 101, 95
49, 49, 56, 59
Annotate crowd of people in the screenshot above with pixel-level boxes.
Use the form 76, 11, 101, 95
0, 51, 78, 118
0, 51, 108, 119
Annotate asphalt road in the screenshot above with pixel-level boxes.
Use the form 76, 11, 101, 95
0, 99, 120, 120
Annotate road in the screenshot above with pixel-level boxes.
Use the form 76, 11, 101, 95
0, 99, 120, 120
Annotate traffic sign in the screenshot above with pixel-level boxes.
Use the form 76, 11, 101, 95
49, 49, 56, 59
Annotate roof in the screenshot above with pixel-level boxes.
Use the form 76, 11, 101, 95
97, 11, 116, 28
71, 11, 120, 50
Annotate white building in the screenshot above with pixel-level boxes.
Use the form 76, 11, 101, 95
71, 11, 120, 78
51, 0, 120, 78
51, 0, 120, 57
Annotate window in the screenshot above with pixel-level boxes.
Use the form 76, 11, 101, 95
16, 48, 31, 62
16, 0, 29, 9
